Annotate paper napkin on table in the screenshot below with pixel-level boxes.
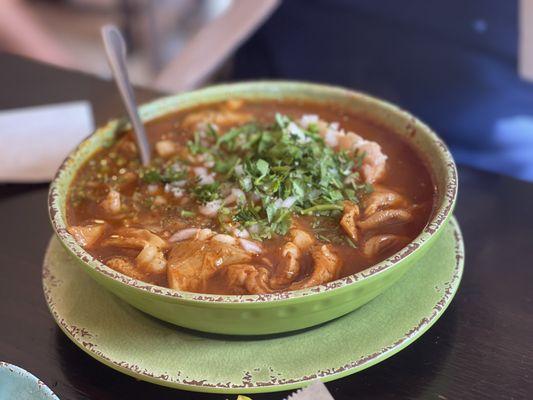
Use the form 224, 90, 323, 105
0, 101, 94, 182
285, 381, 335, 400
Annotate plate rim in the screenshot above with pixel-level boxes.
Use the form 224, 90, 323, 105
42, 217, 464, 394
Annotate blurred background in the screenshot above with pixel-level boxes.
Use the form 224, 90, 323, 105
0, 0, 242, 89
1, 0, 533, 181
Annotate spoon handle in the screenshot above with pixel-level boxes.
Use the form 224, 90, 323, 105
101, 25, 151, 165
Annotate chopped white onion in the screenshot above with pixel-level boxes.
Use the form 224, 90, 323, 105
154, 140, 177, 158
147, 184, 159, 194
239, 238, 262, 254
169, 228, 199, 242
164, 183, 185, 198
324, 129, 341, 147
288, 121, 303, 135
199, 174, 215, 185
248, 224, 260, 234
281, 196, 297, 208
193, 166, 207, 176
224, 188, 246, 205
192, 166, 216, 185
212, 234, 237, 245
234, 164, 244, 176
300, 114, 318, 128
344, 175, 355, 185
197, 228, 215, 240
199, 200, 222, 217
231, 188, 245, 201
287, 122, 309, 143
232, 228, 250, 238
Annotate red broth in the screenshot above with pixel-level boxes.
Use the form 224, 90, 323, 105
66, 100, 436, 294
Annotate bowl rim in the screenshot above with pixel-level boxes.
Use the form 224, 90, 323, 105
48, 80, 458, 304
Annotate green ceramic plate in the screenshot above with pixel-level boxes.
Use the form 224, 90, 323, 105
42, 217, 464, 394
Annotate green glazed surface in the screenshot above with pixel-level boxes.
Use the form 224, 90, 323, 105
0, 362, 59, 400
48, 82, 458, 335
42, 217, 464, 394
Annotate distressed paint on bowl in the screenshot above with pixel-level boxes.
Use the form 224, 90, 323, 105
48, 82, 458, 335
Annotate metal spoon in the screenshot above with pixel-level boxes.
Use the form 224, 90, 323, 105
101, 24, 151, 165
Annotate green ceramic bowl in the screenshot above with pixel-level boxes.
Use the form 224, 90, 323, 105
48, 81, 458, 335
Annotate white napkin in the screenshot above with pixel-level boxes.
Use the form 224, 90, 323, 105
0, 101, 94, 182
285, 381, 335, 400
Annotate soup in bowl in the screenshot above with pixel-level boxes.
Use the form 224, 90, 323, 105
49, 82, 457, 335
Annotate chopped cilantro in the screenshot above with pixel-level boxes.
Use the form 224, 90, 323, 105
191, 182, 220, 204
216, 127, 242, 147
139, 168, 162, 183
187, 131, 208, 155
139, 164, 186, 183
139, 113, 371, 241
180, 209, 195, 218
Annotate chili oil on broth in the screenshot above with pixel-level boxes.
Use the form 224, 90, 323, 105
66, 99, 436, 295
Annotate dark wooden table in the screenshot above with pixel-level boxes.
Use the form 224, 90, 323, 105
0, 53, 532, 400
